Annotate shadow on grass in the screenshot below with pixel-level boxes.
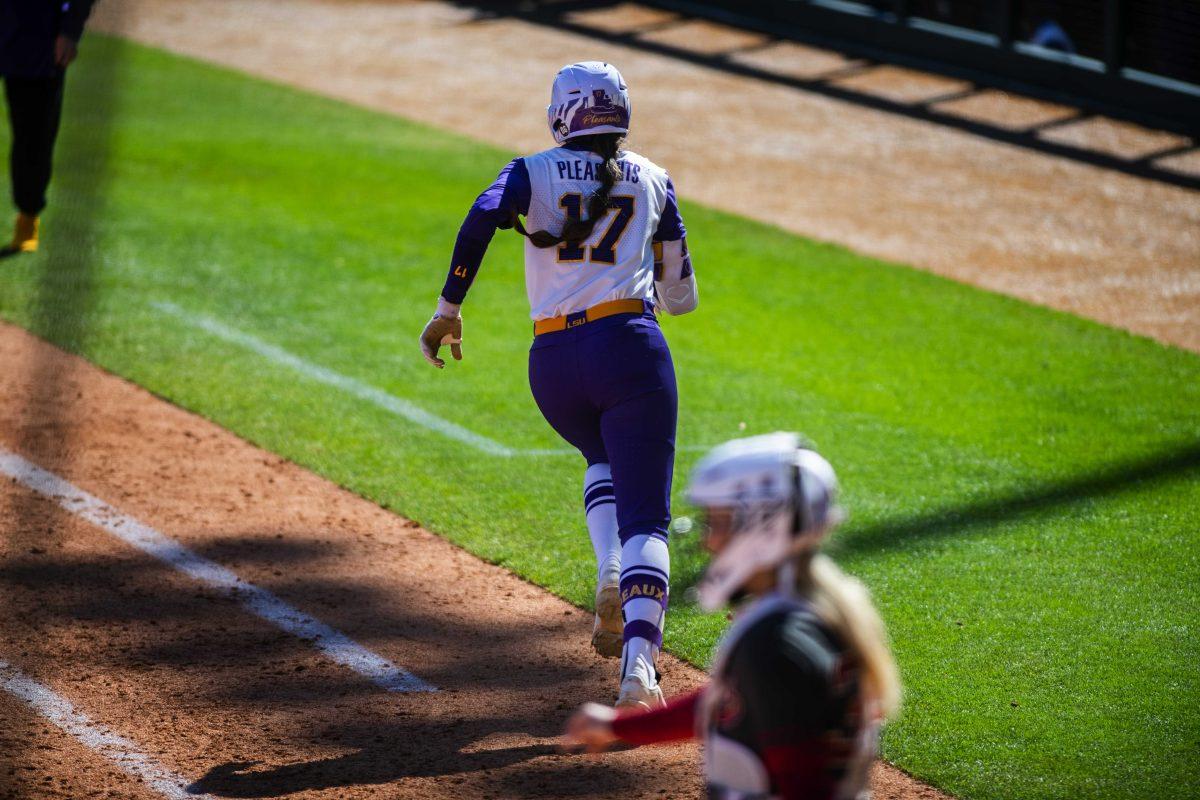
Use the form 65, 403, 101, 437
10, 33, 123, 378
446, 0, 1197, 191
834, 440, 1200, 556
4, 31, 124, 506
669, 440, 1200, 593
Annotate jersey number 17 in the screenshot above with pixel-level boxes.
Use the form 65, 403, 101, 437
558, 193, 636, 265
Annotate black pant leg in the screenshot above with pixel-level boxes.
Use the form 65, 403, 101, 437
4, 73, 65, 216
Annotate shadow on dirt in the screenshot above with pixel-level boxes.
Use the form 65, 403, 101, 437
0, 527, 695, 798
1, 533, 602, 689
187, 723, 641, 798
447, 0, 1197, 191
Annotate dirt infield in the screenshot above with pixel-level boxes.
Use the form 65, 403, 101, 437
91, 0, 1199, 352
0, 322, 944, 798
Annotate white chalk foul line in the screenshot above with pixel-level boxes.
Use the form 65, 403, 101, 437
0, 450, 435, 693
153, 300, 576, 457
154, 302, 716, 458
0, 658, 212, 800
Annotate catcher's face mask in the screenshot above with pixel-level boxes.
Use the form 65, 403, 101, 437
699, 507, 737, 554
686, 433, 844, 611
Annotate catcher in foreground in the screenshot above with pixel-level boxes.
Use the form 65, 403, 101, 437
563, 433, 901, 800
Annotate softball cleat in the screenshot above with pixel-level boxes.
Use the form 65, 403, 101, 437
2, 213, 38, 256
615, 673, 665, 712
591, 581, 623, 658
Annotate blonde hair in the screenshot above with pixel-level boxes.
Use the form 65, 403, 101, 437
796, 552, 901, 719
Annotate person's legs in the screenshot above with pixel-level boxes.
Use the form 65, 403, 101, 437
583, 461, 622, 657
588, 318, 678, 705
583, 462, 620, 584
5, 73, 64, 217
602, 387, 676, 702
528, 340, 607, 464
529, 340, 622, 656
4, 73, 63, 253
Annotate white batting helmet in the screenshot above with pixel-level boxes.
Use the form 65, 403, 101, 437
687, 432, 845, 611
547, 61, 631, 146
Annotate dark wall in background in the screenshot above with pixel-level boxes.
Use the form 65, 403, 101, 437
645, 0, 1199, 134
1124, 0, 1200, 85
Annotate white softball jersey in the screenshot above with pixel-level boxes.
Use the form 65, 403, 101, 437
521, 146, 672, 321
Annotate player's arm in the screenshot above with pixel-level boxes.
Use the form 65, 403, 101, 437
420, 158, 531, 367
563, 687, 704, 752
57, 0, 96, 66
652, 177, 697, 316
60, 0, 96, 39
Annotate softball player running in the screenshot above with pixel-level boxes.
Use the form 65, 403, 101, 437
563, 434, 902, 800
420, 62, 698, 709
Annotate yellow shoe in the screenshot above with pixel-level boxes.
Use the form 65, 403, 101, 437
3, 213, 39, 254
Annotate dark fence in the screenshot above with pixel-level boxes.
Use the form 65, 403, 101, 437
643, 0, 1199, 134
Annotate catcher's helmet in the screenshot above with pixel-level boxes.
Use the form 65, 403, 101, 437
687, 433, 844, 611
547, 61, 631, 146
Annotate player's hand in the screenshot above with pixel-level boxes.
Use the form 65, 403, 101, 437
561, 702, 619, 753
54, 36, 78, 68
419, 312, 463, 368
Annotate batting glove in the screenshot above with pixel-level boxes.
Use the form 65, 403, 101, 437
420, 298, 463, 368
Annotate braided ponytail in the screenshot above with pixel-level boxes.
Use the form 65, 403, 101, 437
518, 133, 625, 249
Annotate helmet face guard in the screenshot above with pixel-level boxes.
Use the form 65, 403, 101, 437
547, 61, 631, 145
686, 433, 844, 611
695, 500, 795, 612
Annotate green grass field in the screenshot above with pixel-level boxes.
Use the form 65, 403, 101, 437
2, 36, 1198, 800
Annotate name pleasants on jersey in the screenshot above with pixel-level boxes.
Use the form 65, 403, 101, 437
523, 146, 671, 322
554, 158, 642, 184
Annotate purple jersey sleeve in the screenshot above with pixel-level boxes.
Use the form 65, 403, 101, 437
441, 158, 532, 304
654, 177, 686, 242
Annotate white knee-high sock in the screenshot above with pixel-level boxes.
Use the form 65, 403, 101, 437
584, 463, 621, 586
619, 533, 670, 686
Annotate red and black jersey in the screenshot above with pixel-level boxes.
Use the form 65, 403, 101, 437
611, 594, 876, 800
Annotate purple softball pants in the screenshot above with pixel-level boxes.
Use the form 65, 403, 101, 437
528, 308, 678, 544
